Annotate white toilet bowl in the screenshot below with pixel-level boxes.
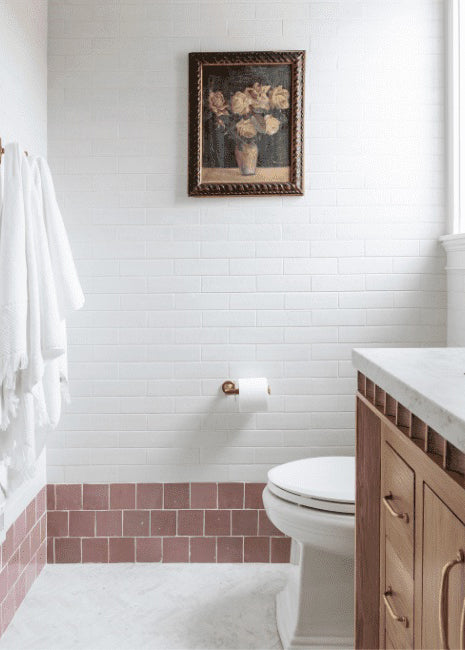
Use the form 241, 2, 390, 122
263, 456, 355, 650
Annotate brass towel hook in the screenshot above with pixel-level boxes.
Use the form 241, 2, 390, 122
0, 137, 29, 165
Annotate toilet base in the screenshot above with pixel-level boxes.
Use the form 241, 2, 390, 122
277, 591, 353, 650
275, 544, 354, 650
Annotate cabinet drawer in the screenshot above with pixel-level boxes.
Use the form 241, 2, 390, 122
382, 442, 415, 575
384, 538, 413, 649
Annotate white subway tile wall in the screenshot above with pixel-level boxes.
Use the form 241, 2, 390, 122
47, 0, 447, 484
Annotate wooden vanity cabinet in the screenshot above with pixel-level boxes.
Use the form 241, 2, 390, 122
356, 376, 465, 650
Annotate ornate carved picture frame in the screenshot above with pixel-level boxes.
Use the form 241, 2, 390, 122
188, 51, 305, 197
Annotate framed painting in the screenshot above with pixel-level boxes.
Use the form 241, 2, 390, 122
188, 50, 305, 197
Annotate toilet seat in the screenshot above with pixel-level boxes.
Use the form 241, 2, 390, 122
267, 456, 355, 514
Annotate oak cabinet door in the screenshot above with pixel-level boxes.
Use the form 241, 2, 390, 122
381, 437, 415, 648
422, 485, 465, 650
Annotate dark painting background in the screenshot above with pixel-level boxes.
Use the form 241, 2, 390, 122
202, 64, 291, 169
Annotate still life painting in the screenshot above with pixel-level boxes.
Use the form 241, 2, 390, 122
188, 51, 305, 197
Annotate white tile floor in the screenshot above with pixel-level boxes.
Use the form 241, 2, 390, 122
0, 564, 289, 650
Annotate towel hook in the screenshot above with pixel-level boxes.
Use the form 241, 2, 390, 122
0, 137, 29, 165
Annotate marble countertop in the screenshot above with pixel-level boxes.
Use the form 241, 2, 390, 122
352, 348, 465, 452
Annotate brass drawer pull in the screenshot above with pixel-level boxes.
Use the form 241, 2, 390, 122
383, 588, 408, 627
460, 595, 465, 650
383, 492, 409, 523
439, 549, 465, 650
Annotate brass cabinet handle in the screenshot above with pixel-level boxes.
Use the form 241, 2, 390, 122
383, 588, 409, 627
383, 492, 409, 523
460, 595, 465, 650
439, 549, 465, 650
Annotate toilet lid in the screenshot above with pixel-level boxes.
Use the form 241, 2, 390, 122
267, 456, 355, 514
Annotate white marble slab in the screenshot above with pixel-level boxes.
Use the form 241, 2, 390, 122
0, 564, 288, 649
352, 348, 465, 452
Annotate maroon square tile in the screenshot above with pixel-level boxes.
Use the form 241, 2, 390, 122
217, 537, 243, 563
55, 538, 81, 563
13, 512, 27, 550
96, 511, 122, 537
136, 538, 161, 562
37, 540, 46, 571
82, 538, 108, 563
205, 510, 230, 536
163, 537, 188, 562
190, 537, 216, 563
232, 510, 258, 536
190, 483, 217, 509
123, 510, 149, 536
109, 538, 134, 562
177, 510, 203, 536
137, 483, 163, 509
47, 485, 56, 511
47, 511, 69, 538
2, 527, 14, 566
15, 572, 26, 608
47, 538, 54, 564
69, 511, 95, 538
151, 510, 176, 536
40, 516, 46, 543
259, 510, 284, 536
26, 500, 36, 533
245, 483, 266, 509
7, 550, 20, 589
244, 537, 270, 562
218, 483, 244, 509
56, 485, 82, 510
0, 567, 7, 602
30, 522, 41, 557
271, 537, 291, 563
164, 483, 189, 509
110, 484, 135, 510
19, 538, 30, 571
83, 484, 109, 510
36, 487, 46, 519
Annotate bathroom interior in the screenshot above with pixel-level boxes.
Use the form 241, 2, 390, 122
0, 0, 464, 649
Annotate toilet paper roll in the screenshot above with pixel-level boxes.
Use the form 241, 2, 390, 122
238, 377, 269, 413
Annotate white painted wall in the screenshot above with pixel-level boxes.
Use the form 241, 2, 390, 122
47, 0, 447, 484
441, 235, 465, 345
0, 0, 48, 524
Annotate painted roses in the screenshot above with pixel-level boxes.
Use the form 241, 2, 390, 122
269, 85, 289, 110
206, 79, 290, 175
207, 82, 289, 142
208, 91, 229, 116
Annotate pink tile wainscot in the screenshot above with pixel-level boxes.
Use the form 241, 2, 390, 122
0, 487, 47, 637
47, 482, 290, 564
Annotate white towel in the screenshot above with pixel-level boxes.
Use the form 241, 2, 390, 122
36, 157, 84, 318
0, 144, 28, 429
36, 157, 83, 421
30, 159, 65, 362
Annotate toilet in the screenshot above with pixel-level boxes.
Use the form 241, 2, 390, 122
262, 456, 355, 650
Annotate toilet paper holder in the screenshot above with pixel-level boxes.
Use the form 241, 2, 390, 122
221, 380, 271, 395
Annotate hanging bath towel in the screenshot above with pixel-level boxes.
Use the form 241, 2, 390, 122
20, 152, 48, 426
36, 157, 84, 422
0, 144, 28, 430
30, 159, 65, 363
36, 157, 84, 318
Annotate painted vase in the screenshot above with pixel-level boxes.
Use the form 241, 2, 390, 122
235, 142, 258, 176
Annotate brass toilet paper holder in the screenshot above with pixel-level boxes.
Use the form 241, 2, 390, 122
221, 380, 271, 395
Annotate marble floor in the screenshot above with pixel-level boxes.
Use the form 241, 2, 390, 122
0, 564, 289, 650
